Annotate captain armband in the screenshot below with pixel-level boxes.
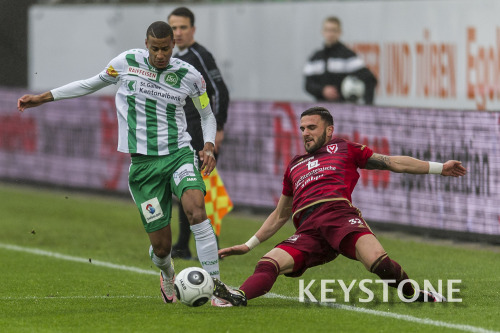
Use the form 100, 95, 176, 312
428, 162, 444, 174
244, 235, 261, 250
192, 91, 210, 110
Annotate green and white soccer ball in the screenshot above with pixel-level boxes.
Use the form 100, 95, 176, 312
174, 267, 214, 307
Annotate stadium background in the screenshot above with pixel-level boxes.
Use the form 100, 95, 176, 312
1, 0, 499, 241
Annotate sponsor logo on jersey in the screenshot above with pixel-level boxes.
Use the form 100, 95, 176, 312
327, 144, 338, 154
307, 159, 320, 170
140, 197, 164, 223
141, 81, 161, 89
165, 73, 178, 86
106, 65, 119, 78
290, 156, 314, 172
173, 164, 196, 186
127, 80, 136, 92
127, 66, 157, 80
286, 234, 300, 243
138, 81, 181, 101
186, 177, 197, 181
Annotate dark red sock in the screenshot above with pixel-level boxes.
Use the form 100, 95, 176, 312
370, 254, 414, 297
239, 257, 280, 300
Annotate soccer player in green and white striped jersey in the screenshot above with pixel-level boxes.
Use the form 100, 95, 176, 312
17, 21, 232, 307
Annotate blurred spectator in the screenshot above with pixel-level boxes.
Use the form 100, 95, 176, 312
303, 16, 377, 104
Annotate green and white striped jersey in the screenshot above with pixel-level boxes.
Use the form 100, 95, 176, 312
99, 49, 207, 155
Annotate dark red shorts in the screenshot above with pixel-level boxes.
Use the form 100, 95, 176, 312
276, 200, 374, 277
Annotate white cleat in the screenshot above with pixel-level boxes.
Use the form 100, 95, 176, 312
160, 270, 177, 303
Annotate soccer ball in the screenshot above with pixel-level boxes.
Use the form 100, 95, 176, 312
174, 267, 214, 307
341, 75, 365, 103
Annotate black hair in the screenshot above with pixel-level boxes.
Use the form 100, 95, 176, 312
146, 21, 173, 39
168, 7, 195, 27
300, 106, 334, 126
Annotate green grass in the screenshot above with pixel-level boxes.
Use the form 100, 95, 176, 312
0, 183, 499, 333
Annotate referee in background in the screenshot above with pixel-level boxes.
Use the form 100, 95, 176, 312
168, 7, 230, 260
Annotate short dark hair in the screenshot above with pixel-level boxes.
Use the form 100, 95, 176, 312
168, 7, 195, 27
146, 21, 173, 39
301, 106, 334, 126
324, 16, 342, 28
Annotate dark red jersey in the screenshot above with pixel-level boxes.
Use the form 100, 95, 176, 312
282, 138, 373, 219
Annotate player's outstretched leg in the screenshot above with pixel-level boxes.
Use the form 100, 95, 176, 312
353, 234, 446, 303
212, 278, 247, 306
370, 253, 447, 302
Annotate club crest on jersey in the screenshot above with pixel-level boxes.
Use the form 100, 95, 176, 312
165, 73, 179, 86
327, 144, 338, 154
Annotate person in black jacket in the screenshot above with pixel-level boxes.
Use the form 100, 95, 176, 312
304, 16, 377, 104
168, 7, 230, 261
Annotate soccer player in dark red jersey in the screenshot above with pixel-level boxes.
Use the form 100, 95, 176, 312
212, 106, 467, 306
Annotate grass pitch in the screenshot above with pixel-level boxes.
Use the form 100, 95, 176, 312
0, 183, 499, 333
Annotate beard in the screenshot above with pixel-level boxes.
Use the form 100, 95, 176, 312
304, 130, 328, 153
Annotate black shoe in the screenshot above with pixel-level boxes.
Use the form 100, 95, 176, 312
212, 278, 247, 306
171, 247, 193, 260
410, 290, 447, 302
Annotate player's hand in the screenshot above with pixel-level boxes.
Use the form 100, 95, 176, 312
218, 244, 250, 259
322, 85, 340, 101
199, 142, 216, 176
17, 92, 53, 112
441, 160, 467, 177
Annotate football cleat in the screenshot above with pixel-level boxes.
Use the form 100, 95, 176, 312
210, 296, 234, 307
160, 271, 177, 303
212, 278, 247, 306
413, 290, 447, 302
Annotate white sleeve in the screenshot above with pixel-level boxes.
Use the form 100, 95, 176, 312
198, 103, 217, 146
51, 74, 112, 101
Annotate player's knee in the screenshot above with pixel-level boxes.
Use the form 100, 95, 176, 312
152, 246, 171, 258
364, 251, 388, 272
185, 208, 207, 225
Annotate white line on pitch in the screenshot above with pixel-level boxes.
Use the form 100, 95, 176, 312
0, 243, 157, 276
1, 242, 498, 333
0, 295, 155, 300
263, 292, 498, 333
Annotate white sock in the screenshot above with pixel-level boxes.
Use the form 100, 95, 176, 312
191, 219, 220, 279
149, 245, 175, 280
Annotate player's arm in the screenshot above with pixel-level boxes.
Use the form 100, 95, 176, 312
192, 92, 217, 176
17, 74, 111, 112
364, 153, 467, 177
218, 195, 293, 258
